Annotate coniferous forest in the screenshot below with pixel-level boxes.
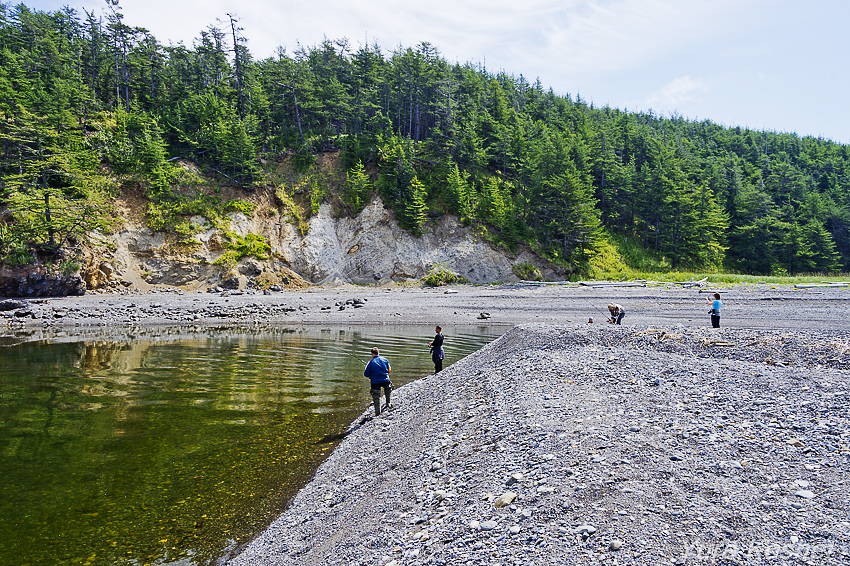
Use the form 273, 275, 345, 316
1, 2, 849, 276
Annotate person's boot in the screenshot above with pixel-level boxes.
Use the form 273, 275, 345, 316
385, 385, 392, 410
372, 390, 381, 416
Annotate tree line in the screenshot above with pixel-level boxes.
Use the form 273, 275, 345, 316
1, 1, 848, 274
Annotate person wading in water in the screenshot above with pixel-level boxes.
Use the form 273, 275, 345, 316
364, 347, 392, 416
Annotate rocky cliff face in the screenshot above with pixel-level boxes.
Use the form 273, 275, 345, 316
78, 192, 559, 292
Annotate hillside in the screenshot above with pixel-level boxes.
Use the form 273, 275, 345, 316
1, 2, 849, 292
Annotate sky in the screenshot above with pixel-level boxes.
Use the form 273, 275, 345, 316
23, 0, 850, 144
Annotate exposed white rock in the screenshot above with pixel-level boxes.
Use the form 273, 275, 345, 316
86, 195, 556, 290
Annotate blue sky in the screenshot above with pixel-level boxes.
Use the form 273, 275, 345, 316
23, 0, 850, 143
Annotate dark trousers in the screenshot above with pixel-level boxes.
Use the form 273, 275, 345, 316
615, 313, 625, 325
711, 315, 720, 328
370, 382, 392, 415
433, 357, 443, 373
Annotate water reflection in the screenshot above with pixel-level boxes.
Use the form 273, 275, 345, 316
0, 325, 502, 566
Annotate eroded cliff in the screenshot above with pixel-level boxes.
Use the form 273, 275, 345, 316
79, 188, 560, 293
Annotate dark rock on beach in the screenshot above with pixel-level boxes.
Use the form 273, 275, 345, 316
0, 268, 86, 297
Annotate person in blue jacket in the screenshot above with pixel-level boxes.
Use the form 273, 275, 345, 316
364, 347, 392, 416
705, 292, 722, 328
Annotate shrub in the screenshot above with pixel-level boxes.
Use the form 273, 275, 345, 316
225, 200, 257, 216
213, 233, 271, 267
59, 260, 81, 275
421, 263, 468, 286
512, 261, 542, 281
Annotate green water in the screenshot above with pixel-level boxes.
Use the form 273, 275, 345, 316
0, 324, 502, 566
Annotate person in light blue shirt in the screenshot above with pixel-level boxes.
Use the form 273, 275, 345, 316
364, 347, 392, 415
705, 292, 721, 328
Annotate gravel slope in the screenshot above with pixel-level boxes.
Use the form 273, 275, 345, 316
228, 323, 850, 566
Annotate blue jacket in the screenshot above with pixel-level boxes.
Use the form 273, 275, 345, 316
364, 355, 391, 385
711, 299, 721, 315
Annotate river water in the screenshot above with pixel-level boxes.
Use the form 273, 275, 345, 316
0, 324, 503, 566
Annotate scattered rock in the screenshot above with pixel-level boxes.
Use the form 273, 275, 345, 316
493, 492, 517, 508
0, 299, 27, 311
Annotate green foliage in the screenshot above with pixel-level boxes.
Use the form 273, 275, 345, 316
512, 261, 542, 281
421, 263, 468, 286
0, 223, 33, 265
225, 200, 257, 216
342, 161, 372, 213
58, 259, 81, 275
403, 177, 428, 235
1, 4, 849, 276
275, 184, 309, 235
213, 232, 271, 267
88, 109, 167, 174
445, 164, 475, 219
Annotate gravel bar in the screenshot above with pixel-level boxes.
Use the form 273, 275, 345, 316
228, 323, 850, 566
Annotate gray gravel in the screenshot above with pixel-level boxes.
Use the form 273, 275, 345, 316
2, 282, 849, 331
228, 323, 850, 566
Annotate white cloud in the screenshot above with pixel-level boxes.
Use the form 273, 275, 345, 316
646, 75, 709, 107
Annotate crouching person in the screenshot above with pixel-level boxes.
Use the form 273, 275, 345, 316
364, 347, 392, 416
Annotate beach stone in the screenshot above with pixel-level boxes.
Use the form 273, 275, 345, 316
469, 520, 480, 530
0, 299, 27, 311
795, 490, 815, 499
509, 525, 521, 535
610, 539, 623, 551
572, 524, 596, 535
506, 473, 524, 485
494, 492, 517, 508
480, 520, 498, 531
786, 438, 805, 447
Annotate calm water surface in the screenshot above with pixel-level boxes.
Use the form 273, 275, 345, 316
0, 324, 503, 566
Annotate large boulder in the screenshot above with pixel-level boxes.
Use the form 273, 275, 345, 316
0, 267, 86, 297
